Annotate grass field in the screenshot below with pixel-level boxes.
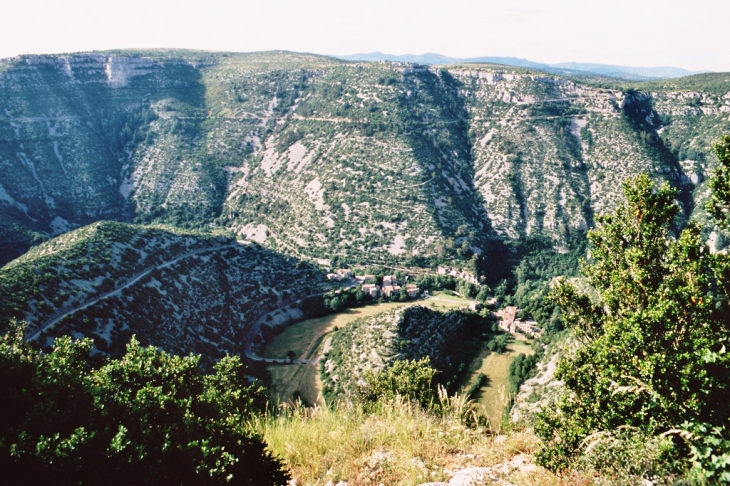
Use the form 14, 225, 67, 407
263, 295, 481, 406
460, 333, 535, 430
263, 301, 415, 405
425, 292, 473, 309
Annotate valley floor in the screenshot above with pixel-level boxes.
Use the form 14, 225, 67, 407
262, 294, 474, 406
264, 300, 432, 405
460, 333, 535, 429
261, 292, 531, 430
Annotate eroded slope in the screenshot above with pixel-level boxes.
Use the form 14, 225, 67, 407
1, 51, 729, 267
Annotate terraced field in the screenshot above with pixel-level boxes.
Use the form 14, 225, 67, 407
0, 220, 326, 365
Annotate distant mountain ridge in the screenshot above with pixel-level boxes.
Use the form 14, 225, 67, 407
1, 48, 729, 362
338, 51, 707, 80
0, 49, 729, 274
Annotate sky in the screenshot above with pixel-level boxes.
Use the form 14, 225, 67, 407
1, 0, 728, 72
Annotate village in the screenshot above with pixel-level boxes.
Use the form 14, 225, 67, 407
326, 267, 542, 338
326, 268, 422, 299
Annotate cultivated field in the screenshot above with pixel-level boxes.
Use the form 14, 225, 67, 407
263, 301, 415, 405
424, 293, 473, 309
460, 333, 535, 429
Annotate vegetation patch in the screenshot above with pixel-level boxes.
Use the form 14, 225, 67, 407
0, 325, 288, 485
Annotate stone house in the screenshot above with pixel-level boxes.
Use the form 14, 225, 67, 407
383, 275, 397, 286
382, 284, 401, 298
495, 306, 517, 332
361, 283, 380, 297
405, 284, 420, 298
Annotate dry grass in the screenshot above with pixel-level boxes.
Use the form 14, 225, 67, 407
460, 334, 535, 427
263, 302, 413, 359
254, 303, 585, 485
253, 392, 572, 486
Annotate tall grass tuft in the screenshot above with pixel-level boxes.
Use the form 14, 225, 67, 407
251, 391, 553, 485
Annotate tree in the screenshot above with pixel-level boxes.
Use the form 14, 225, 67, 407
535, 173, 730, 481
0, 325, 289, 486
487, 333, 509, 354
285, 349, 296, 363
355, 289, 367, 304
475, 285, 491, 302
398, 285, 408, 302
359, 357, 437, 409
508, 353, 538, 393
706, 135, 730, 229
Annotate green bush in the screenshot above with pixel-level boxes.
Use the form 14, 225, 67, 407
487, 333, 509, 354
535, 162, 730, 480
464, 373, 489, 399
507, 352, 538, 394
0, 324, 289, 485
359, 357, 437, 409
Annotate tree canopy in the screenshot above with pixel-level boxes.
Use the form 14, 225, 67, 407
359, 357, 437, 409
0, 325, 289, 486
535, 145, 730, 481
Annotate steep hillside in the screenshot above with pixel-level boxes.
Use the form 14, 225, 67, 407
450, 66, 730, 241
0, 221, 326, 364
1, 50, 729, 268
0, 50, 340, 262
223, 61, 497, 266
320, 305, 473, 401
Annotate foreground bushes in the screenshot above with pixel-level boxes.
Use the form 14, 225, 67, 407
0, 325, 288, 486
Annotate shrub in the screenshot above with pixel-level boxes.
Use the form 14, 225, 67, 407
464, 373, 489, 399
535, 168, 730, 479
487, 334, 509, 354
359, 357, 437, 409
507, 353, 537, 394
0, 324, 289, 485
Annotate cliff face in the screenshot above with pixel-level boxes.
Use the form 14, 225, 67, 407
0, 52, 209, 260
1, 51, 728, 266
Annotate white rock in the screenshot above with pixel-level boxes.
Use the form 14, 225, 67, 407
448, 467, 495, 485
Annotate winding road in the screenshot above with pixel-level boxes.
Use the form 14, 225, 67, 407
25, 243, 237, 342
242, 293, 328, 365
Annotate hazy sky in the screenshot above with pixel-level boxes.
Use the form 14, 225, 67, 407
1, 0, 728, 71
